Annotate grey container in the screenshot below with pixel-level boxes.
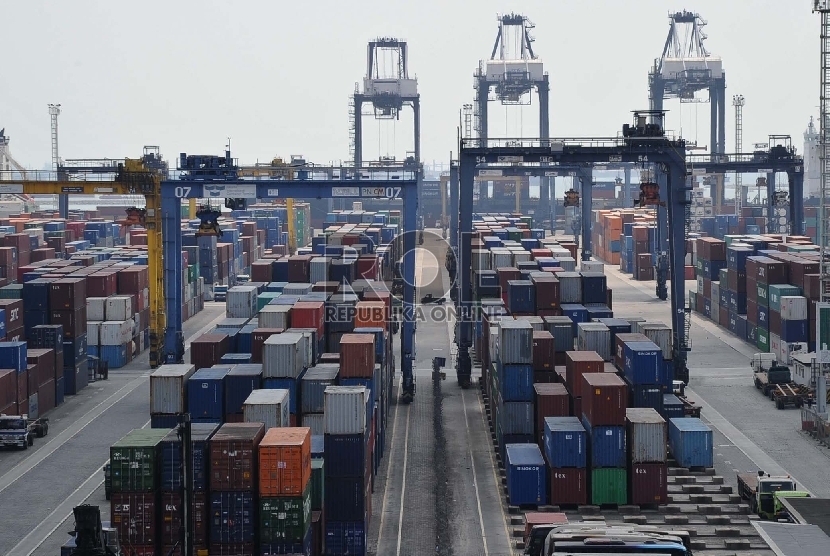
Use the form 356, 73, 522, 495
626, 408, 668, 463
640, 323, 672, 360
310, 258, 330, 284
263, 332, 306, 378
259, 305, 291, 329
557, 257, 577, 272
226, 286, 259, 319
301, 412, 324, 435
301, 364, 339, 413
491, 249, 513, 269
472, 249, 491, 272
558, 272, 582, 303
577, 322, 612, 361
514, 315, 545, 331
499, 401, 534, 434
284, 283, 314, 296
622, 316, 647, 331
498, 319, 534, 365
150, 364, 196, 414
324, 386, 369, 435
242, 389, 290, 430
544, 316, 576, 352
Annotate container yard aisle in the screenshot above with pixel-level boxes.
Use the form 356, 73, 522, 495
602, 263, 830, 498
2, 303, 226, 556
370, 230, 514, 556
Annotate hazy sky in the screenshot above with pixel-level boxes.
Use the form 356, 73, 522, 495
0, 1, 820, 170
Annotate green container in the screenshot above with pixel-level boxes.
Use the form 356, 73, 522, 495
695, 259, 704, 277
259, 484, 312, 544
188, 264, 198, 284
768, 284, 801, 312
109, 428, 169, 493
311, 459, 324, 511
756, 283, 769, 307
258, 292, 281, 311
507, 229, 524, 243
520, 216, 533, 229
591, 468, 627, 505
0, 284, 22, 299
757, 327, 770, 352
719, 267, 729, 285
723, 235, 743, 247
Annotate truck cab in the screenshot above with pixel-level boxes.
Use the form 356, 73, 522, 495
213, 285, 229, 302
738, 470, 801, 519
0, 414, 47, 449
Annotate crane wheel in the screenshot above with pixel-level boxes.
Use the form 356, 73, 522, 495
400, 391, 414, 404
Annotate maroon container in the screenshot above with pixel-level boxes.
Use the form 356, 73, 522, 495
117, 266, 149, 294
16, 368, 28, 405
250, 260, 274, 283
339, 334, 375, 378
727, 269, 747, 293
531, 274, 560, 309
27, 364, 37, 400
696, 237, 726, 261
87, 272, 119, 297
565, 351, 604, 398
789, 260, 819, 289
209, 422, 265, 491
27, 349, 55, 387
208, 543, 255, 556
0, 247, 17, 265
191, 333, 230, 370
570, 396, 582, 419
769, 309, 781, 336
160, 492, 208, 547
629, 462, 668, 505
38, 378, 56, 414
533, 370, 558, 383
804, 273, 822, 301
549, 467, 588, 505
581, 373, 627, 426
497, 267, 522, 293
719, 306, 728, 328
49, 277, 86, 310
111, 492, 157, 546
313, 281, 339, 293
614, 333, 649, 371
0, 299, 24, 329
287, 255, 312, 282
748, 256, 787, 285
250, 328, 283, 364
0, 369, 16, 408
50, 307, 87, 338
746, 299, 758, 326
532, 331, 555, 371
534, 383, 569, 442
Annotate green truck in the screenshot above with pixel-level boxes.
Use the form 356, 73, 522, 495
737, 470, 810, 520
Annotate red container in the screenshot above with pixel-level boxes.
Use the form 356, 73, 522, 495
287, 255, 312, 282
531, 274, 560, 309
789, 260, 820, 289
251, 328, 283, 364
291, 301, 325, 334
533, 370, 558, 384
532, 331, 555, 371
549, 467, 587, 505
27, 349, 55, 386
571, 396, 581, 419
0, 246, 17, 265
50, 307, 87, 338
30, 248, 56, 262
804, 273, 822, 301
696, 237, 726, 261
356, 255, 378, 280
209, 422, 265, 491
118, 266, 149, 294
534, 383, 569, 442
38, 378, 56, 414
313, 281, 340, 293
208, 543, 255, 556
524, 512, 568, 542
629, 462, 668, 505
16, 368, 28, 405
581, 373, 627, 426
87, 272, 119, 297
251, 260, 274, 283
0, 299, 23, 329
161, 492, 208, 547
191, 333, 230, 370
613, 333, 650, 371
339, 334, 375, 378
0, 369, 16, 408
565, 351, 604, 398
111, 492, 157, 546
497, 267, 521, 294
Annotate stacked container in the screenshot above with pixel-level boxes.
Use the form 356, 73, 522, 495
209, 422, 265, 556
564, 351, 603, 417
262, 332, 308, 423
149, 364, 196, 428
580, 373, 628, 505
301, 364, 339, 435
543, 417, 588, 505
626, 408, 668, 505
505, 444, 547, 506
494, 320, 534, 460
188, 367, 231, 425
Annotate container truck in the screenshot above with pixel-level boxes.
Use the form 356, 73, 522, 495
736, 470, 808, 519
753, 364, 791, 396
539, 524, 691, 556
0, 414, 48, 449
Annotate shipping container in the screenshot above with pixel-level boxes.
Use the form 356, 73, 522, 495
498, 319, 533, 365
110, 492, 156, 546
191, 333, 230, 371
160, 492, 209, 548
110, 428, 169, 492
258, 304, 292, 329
580, 416, 626, 468
532, 330, 555, 371
259, 427, 312, 497
668, 417, 713, 468
242, 389, 290, 431
505, 444, 547, 506
500, 400, 534, 435
325, 521, 366, 556
626, 408, 667, 463
210, 491, 256, 543
159, 423, 219, 492
301, 364, 339, 414
549, 467, 587, 505
543, 416, 587, 468
325, 475, 369, 521
577, 322, 611, 361
262, 332, 306, 378
188, 367, 231, 421
324, 386, 369, 435
210, 422, 266, 491
226, 286, 259, 319
224, 364, 263, 417
629, 462, 668, 505
323, 433, 366, 478
581, 373, 627, 426
259, 486, 312, 544
591, 467, 627, 505
339, 334, 375, 378
534, 383, 569, 440
622, 341, 661, 385
557, 272, 582, 303
500, 362, 533, 402
565, 351, 603, 398
150, 364, 196, 414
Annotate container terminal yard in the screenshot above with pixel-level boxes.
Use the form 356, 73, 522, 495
2, 4, 830, 556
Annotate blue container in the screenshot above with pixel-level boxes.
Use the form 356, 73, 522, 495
266, 282, 287, 293
719, 287, 729, 308
668, 417, 713, 468
662, 359, 675, 389
64, 334, 87, 367
727, 246, 753, 271
507, 280, 536, 314
63, 361, 88, 395
629, 383, 664, 411
224, 364, 262, 415
0, 341, 27, 372
326, 476, 367, 521
220, 353, 252, 365
213, 327, 240, 352
580, 416, 626, 468
24, 310, 49, 339
729, 291, 747, 314
23, 279, 51, 310
623, 341, 661, 385
757, 305, 769, 329
505, 444, 547, 505
188, 367, 230, 420
326, 521, 366, 556
30, 324, 64, 352
311, 435, 324, 459
264, 372, 305, 414
236, 323, 257, 354
780, 319, 808, 342
736, 315, 748, 339
210, 491, 256, 543
580, 272, 607, 304
746, 323, 758, 343
560, 303, 589, 335
150, 414, 180, 429
324, 433, 366, 478
55, 376, 64, 406
499, 362, 533, 402
274, 259, 289, 282
100, 344, 127, 369
543, 416, 587, 468
160, 423, 218, 492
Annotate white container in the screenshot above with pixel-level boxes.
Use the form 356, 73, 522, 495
87, 298, 107, 321
779, 341, 808, 366
558, 272, 582, 303
710, 283, 720, 309
512, 251, 531, 265
324, 385, 369, 434
263, 332, 306, 378
259, 305, 291, 329
640, 323, 672, 360
243, 389, 290, 430
557, 257, 577, 272
471, 249, 491, 272
577, 322, 612, 361
310, 257, 330, 284
150, 364, 196, 414
498, 319, 533, 365
301, 413, 324, 435
101, 320, 135, 346
514, 315, 545, 331
284, 283, 313, 296
87, 321, 102, 345
226, 286, 258, 319
770, 333, 782, 361
780, 296, 808, 321
106, 295, 133, 321
626, 408, 668, 464
581, 261, 604, 273
491, 249, 512, 269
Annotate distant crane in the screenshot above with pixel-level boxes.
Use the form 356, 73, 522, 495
49, 103, 69, 218
814, 1, 830, 309
733, 94, 745, 213
0, 129, 38, 212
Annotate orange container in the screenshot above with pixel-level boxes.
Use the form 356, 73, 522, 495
354, 301, 386, 328
258, 427, 312, 496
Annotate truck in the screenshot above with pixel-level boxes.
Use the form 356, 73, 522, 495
770, 382, 812, 409
62, 504, 121, 556
736, 470, 808, 519
213, 284, 228, 302
753, 364, 791, 396
540, 524, 692, 556
0, 414, 48, 449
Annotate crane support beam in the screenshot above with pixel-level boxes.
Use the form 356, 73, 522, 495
458, 131, 690, 383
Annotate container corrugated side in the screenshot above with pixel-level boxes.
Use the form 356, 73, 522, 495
259, 305, 291, 329
780, 296, 808, 320
505, 444, 547, 506
499, 400, 533, 435
668, 417, 713, 468
242, 389, 290, 430
302, 412, 324, 435
590, 468, 627, 505
543, 416, 587, 468
626, 408, 667, 463
498, 319, 533, 365
301, 364, 339, 413
557, 272, 582, 303
580, 416, 625, 468
150, 364, 196, 414
263, 332, 305, 378
227, 286, 258, 319
324, 386, 369, 435
577, 323, 611, 361
639, 324, 672, 360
